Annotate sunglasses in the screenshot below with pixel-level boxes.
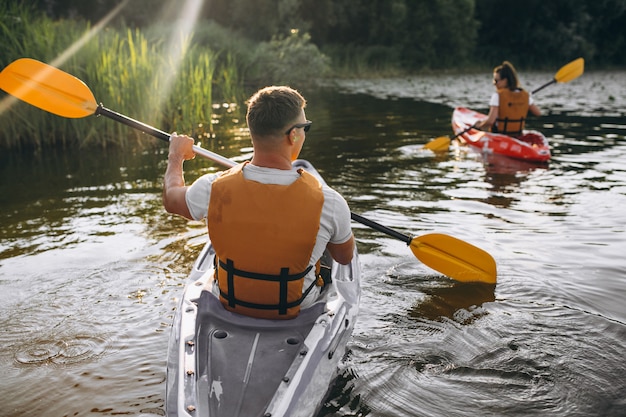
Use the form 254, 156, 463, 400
285, 120, 312, 135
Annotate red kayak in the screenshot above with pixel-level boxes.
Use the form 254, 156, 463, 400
452, 107, 551, 162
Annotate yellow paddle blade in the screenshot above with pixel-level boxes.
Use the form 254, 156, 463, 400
0, 58, 97, 118
410, 233, 497, 283
350, 212, 496, 284
423, 136, 450, 152
555, 57, 584, 84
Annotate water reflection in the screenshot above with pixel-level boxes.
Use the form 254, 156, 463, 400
409, 282, 496, 323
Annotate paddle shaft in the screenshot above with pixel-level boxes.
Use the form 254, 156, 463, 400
98, 104, 498, 258
451, 124, 476, 140
95, 105, 236, 168
351, 212, 411, 245
531, 80, 555, 95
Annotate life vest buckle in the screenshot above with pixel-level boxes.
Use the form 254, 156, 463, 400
316, 264, 332, 292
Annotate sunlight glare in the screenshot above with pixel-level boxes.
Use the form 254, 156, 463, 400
1, 0, 205, 119
152, 0, 205, 116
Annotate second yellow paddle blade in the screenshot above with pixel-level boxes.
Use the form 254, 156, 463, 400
423, 136, 451, 152
0, 58, 97, 118
410, 233, 497, 283
555, 57, 584, 84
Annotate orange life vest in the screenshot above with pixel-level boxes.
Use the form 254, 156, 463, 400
495, 88, 529, 134
207, 162, 324, 319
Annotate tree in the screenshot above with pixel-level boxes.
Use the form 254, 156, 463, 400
474, 0, 626, 68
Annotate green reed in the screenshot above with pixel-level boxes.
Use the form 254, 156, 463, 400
0, 4, 243, 150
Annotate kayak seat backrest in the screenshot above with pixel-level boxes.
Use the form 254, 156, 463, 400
517, 132, 545, 146
193, 291, 325, 416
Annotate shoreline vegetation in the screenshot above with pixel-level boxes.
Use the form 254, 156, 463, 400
1, 1, 623, 151
0, 4, 251, 151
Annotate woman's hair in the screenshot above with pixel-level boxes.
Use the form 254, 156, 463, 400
494, 61, 522, 91
246, 86, 306, 138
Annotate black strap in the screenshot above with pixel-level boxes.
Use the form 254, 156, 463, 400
226, 258, 236, 308
279, 267, 289, 315
218, 259, 312, 281
495, 117, 525, 134
218, 258, 315, 314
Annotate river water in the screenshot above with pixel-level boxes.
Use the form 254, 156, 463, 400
1, 69, 624, 417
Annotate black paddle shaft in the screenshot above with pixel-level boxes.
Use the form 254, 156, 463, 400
95, 104, 170, 142
351, 212, 411, 245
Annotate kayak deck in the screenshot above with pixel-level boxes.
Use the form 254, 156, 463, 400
452, 107, 551, 162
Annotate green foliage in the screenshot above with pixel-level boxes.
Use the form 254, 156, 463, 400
322, 44, 403, 78
0, 2, 87, 67
22, 0, 626, 70
474, 0, 626, 68
204, 0, 311, 42
0, 4, 103, 149
247, 31, 330, 87
0, 4, 243, 150
300, 0, 480, 73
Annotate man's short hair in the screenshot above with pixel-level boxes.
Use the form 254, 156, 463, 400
246, 86, 306, 137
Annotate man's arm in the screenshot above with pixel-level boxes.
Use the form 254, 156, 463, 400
327, 235, 355, 265
163, 133, 195, 220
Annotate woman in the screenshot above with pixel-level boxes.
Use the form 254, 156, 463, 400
475, 61, 541, 134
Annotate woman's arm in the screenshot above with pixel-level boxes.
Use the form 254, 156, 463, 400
528, 103, 541, 117
475, 105, 498, 130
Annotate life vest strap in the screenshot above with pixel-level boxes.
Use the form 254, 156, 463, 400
218, 258, 316, 315
317, 263, 332, 291
494, 116, 525, 135
218, 258, 312, 281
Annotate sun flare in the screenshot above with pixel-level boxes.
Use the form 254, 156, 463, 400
1, 0, 205, 119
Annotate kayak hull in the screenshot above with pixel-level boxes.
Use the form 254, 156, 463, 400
165, 160, 361, 417
452, 107, 551, 162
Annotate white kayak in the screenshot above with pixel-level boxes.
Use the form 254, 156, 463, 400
165, 160, 361, 417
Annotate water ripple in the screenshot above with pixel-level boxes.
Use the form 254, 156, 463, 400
14, 335, 109, 366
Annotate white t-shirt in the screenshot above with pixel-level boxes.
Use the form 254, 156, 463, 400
185, 163, 353, 308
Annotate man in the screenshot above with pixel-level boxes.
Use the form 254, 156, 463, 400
163, 86, 354, 319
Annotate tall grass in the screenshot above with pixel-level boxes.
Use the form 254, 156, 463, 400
87, 28, 223, 148
0, 4, 244, 151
